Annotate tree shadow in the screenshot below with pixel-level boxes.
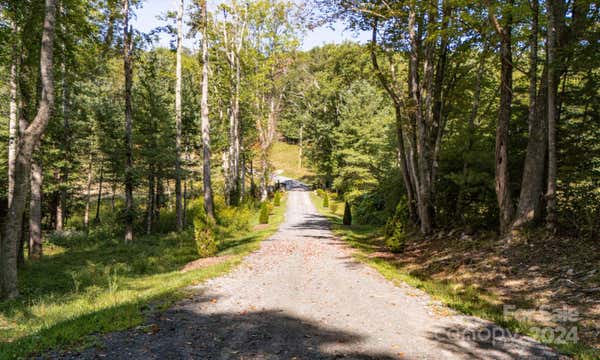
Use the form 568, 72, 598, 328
425, 320, 561, 360
43, 294, 402, 360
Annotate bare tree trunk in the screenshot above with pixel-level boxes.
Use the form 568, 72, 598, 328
514, 0, 546, 230
2, 0, 56, 299
57, 40, 70, 232
174, 0, 184, 231
146, 168, 155, 235
408, 7, 433, 234
546, 0, 558, 230
84, 154, 93, 231
489, 6, 514, 235
8, 22, 19, 210
200, 0, 215, 220
94, 163, 104, 223
29, 155, 43, 260
111, 178, 116, 211
123, 0, 134, 242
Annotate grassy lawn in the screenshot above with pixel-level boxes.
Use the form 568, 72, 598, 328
0, 196, 288, 359
270, 141, 315, 183
309, 192, 599, 360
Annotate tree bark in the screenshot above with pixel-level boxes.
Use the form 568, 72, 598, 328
489, 4, 514, 235
174, 0, 184, 231
546, 0, 558, 230
146, 167, 155, 235
123, 0, 134, 242
94, 163, 104, 223
29, 155, 43, 260
83, 154, 93, 231
200, 0, 215, 220
8, 22, 19, 210
513, 0, 546, 230
2, 0, 56, 299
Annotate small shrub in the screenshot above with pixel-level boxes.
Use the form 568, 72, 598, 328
343, 201, 352, 226
316, 189, 325, 198
322, 193, 329, 208
329, 202, 338, 214
384, 200, 410, 253
259, 202, 269, 224
194, 212, 217, 257
274, 192, 281, 206
384, 219, 407, 253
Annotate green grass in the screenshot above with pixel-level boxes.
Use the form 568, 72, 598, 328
0, 196, 288, 359
270, 141, 315, 183
309, 192, 599, 360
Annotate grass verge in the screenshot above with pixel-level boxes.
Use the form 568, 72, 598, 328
0, 196, 287, 359
309, 192, 599, 360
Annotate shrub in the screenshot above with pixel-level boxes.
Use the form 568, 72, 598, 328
274, 192, 281, 206
343, 201, 352, 226
384, 200, 410, 253
316, 189, 325, 198
194, 214, 217, 257
329, 202, 338, 214
259, 202, 269, 224
322, 193, 329, 208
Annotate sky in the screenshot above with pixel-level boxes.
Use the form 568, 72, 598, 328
131, 0, 370, 51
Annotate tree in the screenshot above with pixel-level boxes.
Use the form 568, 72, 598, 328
122, 0, 134, 242
199, 0, 215, 220
488, 0, 514, 235
174, 0, 184, 231
2, 0, 56, 299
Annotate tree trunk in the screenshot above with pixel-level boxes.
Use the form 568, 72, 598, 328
200, 0, 215, 220
94, 163, 104, 223
8, 22, 19, 210
546, 0, 558, 230
408, 7, 433, 234
123, 0, 134, 242
29, 155, 43, 260
111, 178, 116, 211
57, 51, 70, 232
2, 0, 56, 299
489, 6, 514, 235
513, 0, 546, 230
174, 0, 184, 232
146, 168, 155, 235
84, 154, 93, 231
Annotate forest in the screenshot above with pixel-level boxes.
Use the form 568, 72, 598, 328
0, 0, 599, 359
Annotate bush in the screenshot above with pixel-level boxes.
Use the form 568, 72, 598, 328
259, 202, 269, 224
194, 214, 217, 257
316, 189, 325, 198
343, 201, 352, 226
329, 202, 338, 214
384, 200, 410, 253
274, 192, 281, 206
322, 193, 329, 208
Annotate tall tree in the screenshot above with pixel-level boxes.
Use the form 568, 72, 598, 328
2, 0, 57, 299
122, 0, 134, 242
199, 0, 215, 219
545, 0, 558, 230
488, 1, 514, 235
174, 0, 184, 231
513, 0, 545, 230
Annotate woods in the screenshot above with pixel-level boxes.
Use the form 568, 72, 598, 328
0, 0, 598, 357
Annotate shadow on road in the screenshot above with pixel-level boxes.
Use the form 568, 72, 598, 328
55, 293, 402, 359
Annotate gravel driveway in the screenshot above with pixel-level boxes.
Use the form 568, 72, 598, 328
64, 189, 561, 359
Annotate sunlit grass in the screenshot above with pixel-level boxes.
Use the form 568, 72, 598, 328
309, 192, 599, 360
270, 141, 315, 183
0, 196, 288, 359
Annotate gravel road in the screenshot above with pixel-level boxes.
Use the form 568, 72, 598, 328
63, 189, 561, 359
